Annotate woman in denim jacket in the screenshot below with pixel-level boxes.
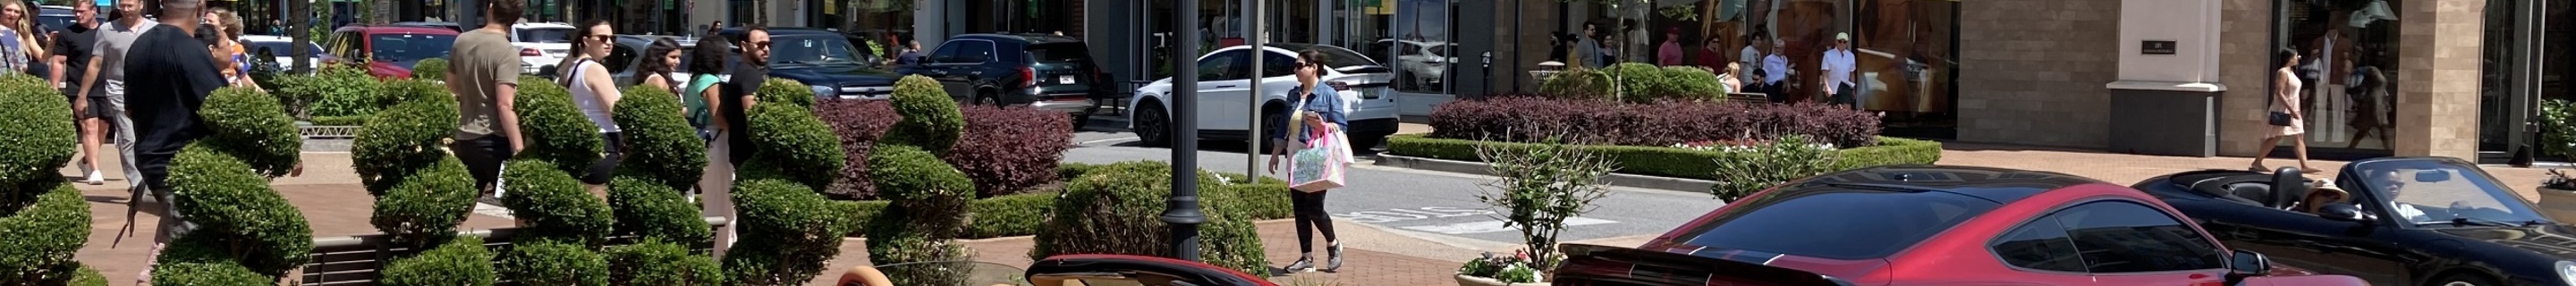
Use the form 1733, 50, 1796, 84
1266, 49, 1347, 273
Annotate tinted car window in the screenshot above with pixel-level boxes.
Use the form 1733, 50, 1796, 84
769, 35, 864, 66
1260, 52, 1297, 78
1678, 190, 2000, 259
2054, 201, 2226, 273
518, 28, 574, 43
1991, 213, 2086, 272
370, 34, 456, 63
1027, 43, 1091, 64
1197, 50, 1246, 80
603, 43, 637, 72
946, 40, 996, 63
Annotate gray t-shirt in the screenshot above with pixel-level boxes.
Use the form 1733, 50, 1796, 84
450, 29, 522, 139
95, 20, 155, 90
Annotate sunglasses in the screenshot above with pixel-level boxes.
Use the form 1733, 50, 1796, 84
587, 35, 614, 42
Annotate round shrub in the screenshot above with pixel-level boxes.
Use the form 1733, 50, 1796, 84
379, 79, 447, 108
303, 65, 387, 117
199, 87, 303, 178
606, 176, 711, 248
1662, 65, 1727, 101
498, 159, 614, 246
817, 99, 898, 200
866, 145, 970, 206
379, 236, 496, 286
146, 262, 270, 285
0, 182, 89, 283
723, 179, 861, 285
754, 78, 817, 108
1030, 167, 1267, 275
498, 240, 608, 286
352, 96, 461, 195
1604, 63, 1681, 104
606, 240, 726, 286
369, 158, 476, 248
862, 145, 973, 273
883, 75, 963, 154
165, 146, 315, 276
411, 58, 450, 81
746, 103, 844, 190
1538, 68, 1616, 102
513, 80, 604, 175
610, 87, 706, 189
65, 265, 103, 286
0, 75, 72, 186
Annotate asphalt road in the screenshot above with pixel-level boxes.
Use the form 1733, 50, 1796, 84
1064, 122, 1726, 247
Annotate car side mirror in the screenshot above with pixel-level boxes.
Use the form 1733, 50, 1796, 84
2318, 203, 2377, 223
2227, 250, 2271, 280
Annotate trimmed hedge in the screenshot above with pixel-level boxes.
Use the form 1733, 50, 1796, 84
1429, 97, 1882, 148
498, 240, 609, 286
411, 58, 450, 81
612, 87, 708, 189
754, 78, 818, 108
861, 145, 974, 280
605, 240, 726, 286
839, 179, 1292, 240
498, 160, 614, 247
310, 114, 370, 126
607, 176, 713, 248
378, 236, 496, 286
352, 95, 460, 195
1387, 134, 1943, 180
0, 182, 89, 283
1030, 164, 1269, 275
866, 145, 972, 206
882, 75, 964, 155
723, 178, 863, 285
146, 261, 270, 285
379, 79, 447, 111
163, 146, 315, 276
817, 99, 898, 200
199, 87, 303, 178
947, 105, 1074, 198
302, 65, 387, 117
0, 75, 72, 185
1537, 63, 1726, 103
513, 77, 604, 175
745, 103, 845, 191
369, 158, 477, 248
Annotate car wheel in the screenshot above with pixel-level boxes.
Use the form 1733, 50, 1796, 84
2434, 273, 2498, 286
976, 90, 1004, 106
1258, 105, 1289, 151
1134, 103, 1171, 147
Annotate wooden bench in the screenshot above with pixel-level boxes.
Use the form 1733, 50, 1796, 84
297, 216, 731, 285
1726, 92, 1772, 105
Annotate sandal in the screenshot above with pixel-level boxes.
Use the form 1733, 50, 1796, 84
2248, 164, 2267, 172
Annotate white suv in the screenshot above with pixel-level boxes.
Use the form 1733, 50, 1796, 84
1127, 43, 1400, 150
512, 22, 577, 77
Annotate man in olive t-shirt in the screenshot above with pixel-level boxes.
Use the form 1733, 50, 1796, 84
446, 0, 528, 194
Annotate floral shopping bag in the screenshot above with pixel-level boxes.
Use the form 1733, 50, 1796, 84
1289, 126, 1351, 192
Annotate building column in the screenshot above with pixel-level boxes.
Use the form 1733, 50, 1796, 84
2214, 0, 2274, 157
2389, 0, 2484, 159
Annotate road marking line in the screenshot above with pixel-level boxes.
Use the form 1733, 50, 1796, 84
1080, 137, 1140, 146
1399, 217, 1619, 234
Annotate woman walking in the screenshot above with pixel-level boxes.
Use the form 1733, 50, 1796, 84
2254, 47, 2318, 173
0, 0, 45, 73
1267, 49, 1347, 273
556, 20, 623, 196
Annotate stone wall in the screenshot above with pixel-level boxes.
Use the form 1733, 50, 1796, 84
2391, 0, 2485, 159
1956, 0, 2121, 147
2215, 0, 2275, 156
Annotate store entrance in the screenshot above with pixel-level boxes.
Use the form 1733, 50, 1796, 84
2478, 0, 2566, 164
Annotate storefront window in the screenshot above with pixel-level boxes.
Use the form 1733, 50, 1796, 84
1588, 0, 1958, 138
2272, 0, 2401, 152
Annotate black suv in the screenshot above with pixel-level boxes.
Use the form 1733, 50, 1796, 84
716, 28, 899, 100
896, 33, 1114, 114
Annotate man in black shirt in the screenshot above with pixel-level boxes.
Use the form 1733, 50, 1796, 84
722, 24, 768, 165
50, 0, 101, 186
123, 0, 219, 275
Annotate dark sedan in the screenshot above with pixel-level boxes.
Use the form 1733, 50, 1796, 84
713, 28, 897, 100
2134, 157, 2576, 286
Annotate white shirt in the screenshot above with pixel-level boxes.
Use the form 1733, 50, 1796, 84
1738, 46, 1761, 82
2393, 203, 2427, 223
1823, 47, 1858, 91
1761, 54, 1790, 84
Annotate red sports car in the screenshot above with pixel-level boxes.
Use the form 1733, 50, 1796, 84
1554, 165, 2368, 286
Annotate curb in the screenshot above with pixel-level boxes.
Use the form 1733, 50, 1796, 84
1372, 155, 1716, 192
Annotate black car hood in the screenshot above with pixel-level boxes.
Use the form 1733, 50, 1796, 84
768, 63, 899, 87
2430, 223, 2576, 259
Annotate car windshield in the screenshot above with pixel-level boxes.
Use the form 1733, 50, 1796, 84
769, 35, 865, 66
2343, 159, 2551, 226
518, 28, 574, 43
1678, 189, 2000, 260
370, 34, 455, 63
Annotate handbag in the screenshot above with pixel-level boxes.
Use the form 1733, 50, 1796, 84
1285, 96, 1351, 192
2267, 111, 2293, 126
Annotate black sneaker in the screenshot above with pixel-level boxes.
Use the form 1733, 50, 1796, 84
1326, 242, 1345, 273
1282, 256, 1316, 273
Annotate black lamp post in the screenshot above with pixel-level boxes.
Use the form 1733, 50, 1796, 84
1158, 0, 1206, 262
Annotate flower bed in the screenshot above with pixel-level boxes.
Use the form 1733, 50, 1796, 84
1388, 134, 1941, 180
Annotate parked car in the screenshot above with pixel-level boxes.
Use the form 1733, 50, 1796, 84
1127, 43, 1399, 149
1586, 164, 2368, 285
326, 25, 460, 79
601, 35, 701, 88
2136, 157, 2576, 286
239, 35, 334, 72
1366, 38, 1454, 89
511, 22, 576, 77
387, 21, 463, 32
895, 33, 1114, 115
712, 27, 896, 100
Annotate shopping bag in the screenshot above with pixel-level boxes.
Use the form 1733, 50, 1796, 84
1289, 126, 1350, 192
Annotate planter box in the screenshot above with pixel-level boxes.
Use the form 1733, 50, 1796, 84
1455, 274, 1551, 286
2538, 187, 2576, 223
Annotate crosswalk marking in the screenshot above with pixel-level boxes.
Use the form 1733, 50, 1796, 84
1398, 217, 1619, 234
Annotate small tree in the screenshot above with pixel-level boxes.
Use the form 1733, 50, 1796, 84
1471, 137, 1616, 270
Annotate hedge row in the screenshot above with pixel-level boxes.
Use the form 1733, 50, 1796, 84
817, 99, 898, 200
835, 176, 1292, 240
1030, 161, 1270, 275
947, 105, 1075, 198
1386, 134, 1943, 180
295, 65, 387, 118
1538, 63, 1729, 104
1429, 97, 1881, 148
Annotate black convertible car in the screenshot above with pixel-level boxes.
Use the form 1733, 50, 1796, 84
2135, 157, 2576, 286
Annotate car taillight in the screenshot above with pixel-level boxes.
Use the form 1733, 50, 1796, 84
1018, 67, 1038, 88
521, 48, 541, 56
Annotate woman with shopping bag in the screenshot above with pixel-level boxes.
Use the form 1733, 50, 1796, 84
1267, 49, 1351, 273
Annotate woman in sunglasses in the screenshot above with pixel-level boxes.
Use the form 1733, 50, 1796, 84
556, 19, 625, 196
1267, 49, 1349, 273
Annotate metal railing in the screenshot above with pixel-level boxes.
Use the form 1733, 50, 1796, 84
297, 216, 732, 285
301, 126, 361, 139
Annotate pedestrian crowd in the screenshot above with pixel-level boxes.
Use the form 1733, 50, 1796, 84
1547, 21, 1865, 108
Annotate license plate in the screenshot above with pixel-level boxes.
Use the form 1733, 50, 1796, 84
1058, 75, 1076, 84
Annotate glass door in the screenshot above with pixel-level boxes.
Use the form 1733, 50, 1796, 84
2270, 0, 2402, 159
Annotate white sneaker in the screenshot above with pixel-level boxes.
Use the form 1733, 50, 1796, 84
83, 170, 103, 185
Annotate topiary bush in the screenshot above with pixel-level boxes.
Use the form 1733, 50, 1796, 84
498, 240, 609, 286
303, 65, 388, 117
498, 159, 614, 247
1660, 65, 1727, 101
0, 75, 72, 185
753, 78, 817, 108
199, 87, 303, 178
512, 78, 604, 175
352, 95, 461, 195
378, 236, 496, 286
159, 144, 315, 279
605, 240, 726, 286
723, 178, 863, 285
817, 99, 898, 200
1537, 67, 1616, 102
862, 145, 974, 277
612, 87, 708, 189
0, 74, 90, 285
1603, 63, 1681, 104
368, 158, 477, 248
744, 103, 843, 191
947, 105, 1074, 198
607, 176, 712, 248
411, 58, 450, 81
882, 75, 964, 154
378, 79, 447, 109
1030, 164, 1267, 275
